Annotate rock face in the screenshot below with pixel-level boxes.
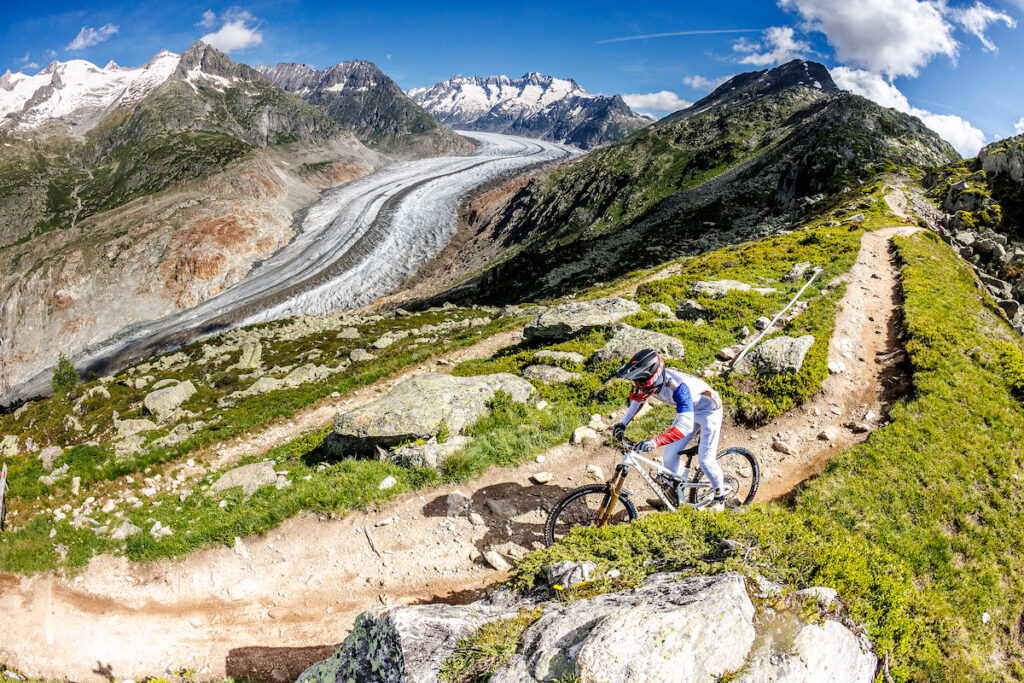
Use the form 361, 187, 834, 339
734, 335, 815, 376
331, 374, 534, 454
143, 380, 196, 421
591, 323, 686, 364
297, 571, 876, 683
524, 297, 641, 341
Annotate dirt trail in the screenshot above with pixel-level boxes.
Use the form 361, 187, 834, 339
0, 228, 914, 683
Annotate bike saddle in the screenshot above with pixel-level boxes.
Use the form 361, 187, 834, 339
681, 444, 700, 457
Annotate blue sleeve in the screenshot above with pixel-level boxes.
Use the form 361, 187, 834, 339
672, 383, 693, 415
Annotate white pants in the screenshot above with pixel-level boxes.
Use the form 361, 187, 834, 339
662, 396, 725, 491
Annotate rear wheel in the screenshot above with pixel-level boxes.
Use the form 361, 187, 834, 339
544, 484, 637, 547
687, 447, 760, 508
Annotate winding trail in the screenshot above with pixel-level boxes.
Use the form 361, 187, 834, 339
3, 133, 577, 406
0, 228, 914, 682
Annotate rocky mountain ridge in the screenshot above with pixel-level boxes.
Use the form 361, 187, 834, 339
258, 60, 472, 158
0, 41, 387, 399
412, 60, 957, 306
410, 72, 650, 148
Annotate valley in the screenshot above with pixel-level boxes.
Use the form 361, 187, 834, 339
2, 132, 576, 406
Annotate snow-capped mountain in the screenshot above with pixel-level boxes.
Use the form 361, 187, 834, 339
0, 51, 180, 135
409, 73, 650, 149
257, 61, 470, 157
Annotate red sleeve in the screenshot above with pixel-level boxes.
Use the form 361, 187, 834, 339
653, 427, 686, 447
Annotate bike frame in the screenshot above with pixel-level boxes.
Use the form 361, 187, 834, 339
596, 445, 713, 522
0, 463, 7, 530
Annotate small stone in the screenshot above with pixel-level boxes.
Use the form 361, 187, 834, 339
350, 348, 376, 362
572, 426, 599, 444
982, 612, 991, 624
587, 414, 607, 432
865, 410, 877, 422
536, 400, 549, 410
483, 550, 511, 571
469, 512, 485, 526
607, 569, 621, 579
827, 361, 846, 374
818, 426, 842, 442
737, 326, 750, 339
718, 348, 737, 361
754, 316, 772, 331
844, 421, 871, 434
531, 472, 553, 485
446, 491, 468, 517
535, 455, 546, 463
233, 537, 250, 559
378, 476, 397, 491
486, 499, 516, 520
772, 438, 797, 455
586, 464, 604, 480
71, 477, 81, 496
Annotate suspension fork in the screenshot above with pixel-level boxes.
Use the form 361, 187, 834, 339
596, 465, 628, 526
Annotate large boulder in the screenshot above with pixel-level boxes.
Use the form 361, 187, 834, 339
591, 323, 686, 364
691, 280, 752, 297
675, 299, 707, 321
297, 602, 515, 683
296, 571, 876, 683
235, 340, 262, 370
331, 374, 534, 454
38, 446, 63, 471
524, 297, 641, 340
733, 335, 815, 376
493, 573, 754, 682
534, 350, 585, 364
143, 380, 196, 421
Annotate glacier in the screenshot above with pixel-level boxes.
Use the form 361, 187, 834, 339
2, 131, 576, 404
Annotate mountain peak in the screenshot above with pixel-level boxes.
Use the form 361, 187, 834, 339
689, 60, 838, 112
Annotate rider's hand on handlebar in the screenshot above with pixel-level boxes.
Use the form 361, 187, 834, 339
612, 423, 625, 440
637, 439, 656, 453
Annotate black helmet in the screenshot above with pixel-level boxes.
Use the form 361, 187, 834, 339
615, 348, 665, 383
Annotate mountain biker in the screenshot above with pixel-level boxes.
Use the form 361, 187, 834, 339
611, 348, 732, 510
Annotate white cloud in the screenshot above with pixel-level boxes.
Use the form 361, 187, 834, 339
732, 26, 810, 66
18, 51, 29, 63
199, 10, 217, 28
66, 23, 119, 50
683, 74, 732, 91
947, 2, 1016, 52
780, 0, 957, 78
1015, 117, 1024, 135
200, 9, 263, 52
622, 91, 692, 112
832, 66, 985, 156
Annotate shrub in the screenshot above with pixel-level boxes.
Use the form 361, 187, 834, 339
50, 354, 79, 393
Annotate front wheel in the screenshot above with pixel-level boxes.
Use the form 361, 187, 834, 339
544, 484, 638, 547
688, 447, 760, 508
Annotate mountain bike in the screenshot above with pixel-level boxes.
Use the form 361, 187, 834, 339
0, 464, 8, 532
544, 436, 759, 546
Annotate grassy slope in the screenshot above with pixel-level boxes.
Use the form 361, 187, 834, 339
509, 231, 1024, 681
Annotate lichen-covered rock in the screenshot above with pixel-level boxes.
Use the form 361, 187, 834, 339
691, 280, 752, 297
533, 350, 586, 364
143, 380, 196, 421
235, 340, 262, 370
733, 335, 815, 376
545, 561, 597, 589
116, 418, 158, 438
350, 348, 376, 362
524, 297, 642, 340
296, 602, 515, 683
648, 302, 674, 317
591, 323, 686, 364
38, 445, 62, 470
522, 365, 581, 383
492, 573, 755, 682
735, 618, 876, 683
331, 374, 534, 454
338, 327, 361, 339
208, 461, 278, 497
783, 261, 813, 282
675, 299, 707, 320
0, 435, 17, 457
386, 436, 473, 469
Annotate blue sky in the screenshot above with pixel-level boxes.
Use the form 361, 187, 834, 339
2, 0, 1022, 156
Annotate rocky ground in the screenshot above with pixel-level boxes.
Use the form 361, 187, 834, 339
0, 226, 912, 682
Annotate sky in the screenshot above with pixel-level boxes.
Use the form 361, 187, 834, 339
2, 0, 1022, 157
